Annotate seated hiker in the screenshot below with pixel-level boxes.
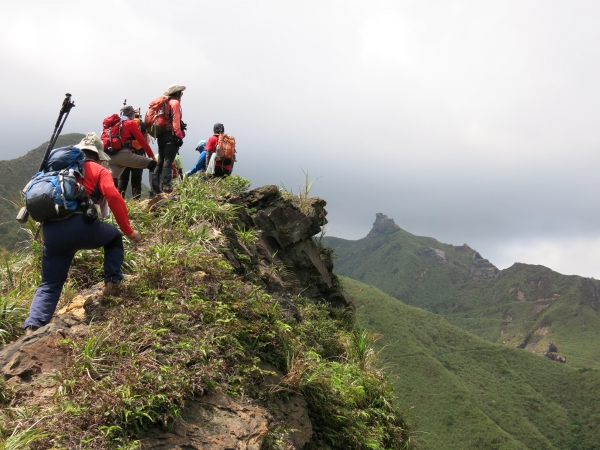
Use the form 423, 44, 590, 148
117, 108, 145, 199
23, 132, 142, 334
206, 123, 235, 178
185, 140, 208, 177
106, 105, 157, 187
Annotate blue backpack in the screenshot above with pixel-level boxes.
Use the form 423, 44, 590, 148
23, 146, 87, 222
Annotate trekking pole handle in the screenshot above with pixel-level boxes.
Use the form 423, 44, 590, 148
54, 94, 75, 128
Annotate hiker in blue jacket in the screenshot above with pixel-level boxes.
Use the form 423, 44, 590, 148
185, 140, 208, 178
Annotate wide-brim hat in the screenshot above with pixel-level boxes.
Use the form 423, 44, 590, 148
164, 84, 186, 96
120, 104, 135, 115
77, 132, 110, 162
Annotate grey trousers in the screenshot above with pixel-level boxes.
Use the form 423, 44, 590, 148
108, 148, 152, 179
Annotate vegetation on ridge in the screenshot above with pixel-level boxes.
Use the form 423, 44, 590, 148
0, 175, 412, 449
345, 276, 600, 450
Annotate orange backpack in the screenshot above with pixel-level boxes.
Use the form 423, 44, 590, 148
144, 96, 172, 137
216, 134, 236, 165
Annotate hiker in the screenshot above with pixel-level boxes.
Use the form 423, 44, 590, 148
149, 84, 186, 194
23, 132, 142, 334
117, 108, 145, 199
185, 140, 208, 177
206, 123, 235, 177
174, 153, 184, 180
104, 105, 157, 187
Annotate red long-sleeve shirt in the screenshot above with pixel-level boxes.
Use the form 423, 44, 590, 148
121, 119, 154, 159
83, 160, 134, 235
168, 98, 182, 135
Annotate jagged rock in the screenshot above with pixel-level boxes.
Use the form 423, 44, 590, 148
230, 187, 350, 308
469, 251, 500, 279
142, 391, 269, 450
0, 315, 85, 383
242, 184, 280, 207
267, 394, 313, 449
416, 247, 447, 264
365, 213, 401, 240
545, 352, 567, 363
57, 282, 110, 323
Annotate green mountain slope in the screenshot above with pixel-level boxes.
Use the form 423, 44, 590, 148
345, 277, 600, 450
0, 133, 84, 249
324, 214, 600, 368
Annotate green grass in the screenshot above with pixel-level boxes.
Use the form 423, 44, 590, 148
344, 276, 600, 450
0, 175, 412, 449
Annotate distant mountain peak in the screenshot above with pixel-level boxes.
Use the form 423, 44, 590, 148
365, 213, 401, 239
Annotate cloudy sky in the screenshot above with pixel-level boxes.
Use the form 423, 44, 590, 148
2, 1, 600, 277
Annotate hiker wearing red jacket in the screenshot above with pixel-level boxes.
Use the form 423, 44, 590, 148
118, 110, 146, 199
107, 105, 157, 187
23, 132, 141, 334
151, 84, 185, 194
205, 123, 233, 177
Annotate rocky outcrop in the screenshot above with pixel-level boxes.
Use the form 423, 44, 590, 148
365, 213, 401, 240
142, 391, 269, 450
545, 352, 567, 363
469, 251, 500, 279
222, 185, 350, 309
416, 247, 447, 264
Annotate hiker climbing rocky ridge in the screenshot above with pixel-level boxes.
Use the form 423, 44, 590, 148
0, 178, 410, 449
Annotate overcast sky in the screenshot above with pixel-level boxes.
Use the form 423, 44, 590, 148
2, 1, 600, 277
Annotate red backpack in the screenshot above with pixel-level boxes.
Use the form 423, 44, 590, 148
101, 114, 128, 153
144, 96, 173, 138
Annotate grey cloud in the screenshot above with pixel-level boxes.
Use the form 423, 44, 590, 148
2, 1, 600, 276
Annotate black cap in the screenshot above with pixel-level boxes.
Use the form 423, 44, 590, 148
213, 123, 224, 133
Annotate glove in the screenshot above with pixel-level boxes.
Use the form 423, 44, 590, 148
175, 130, 185, 139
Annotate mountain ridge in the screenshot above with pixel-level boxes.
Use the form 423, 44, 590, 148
324, 213, 600, 368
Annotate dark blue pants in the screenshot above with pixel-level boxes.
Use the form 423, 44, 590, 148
24, 215, 124, 328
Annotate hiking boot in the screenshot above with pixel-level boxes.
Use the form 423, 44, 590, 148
103, 280, 121, 297
24, 325, 39, 336
151, 173, 162, 196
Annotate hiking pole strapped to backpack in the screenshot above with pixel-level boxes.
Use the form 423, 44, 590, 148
17, 94, 76, 223
40, 94, 76, 172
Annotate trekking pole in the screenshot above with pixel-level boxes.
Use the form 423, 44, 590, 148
39, 93, 76, 172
